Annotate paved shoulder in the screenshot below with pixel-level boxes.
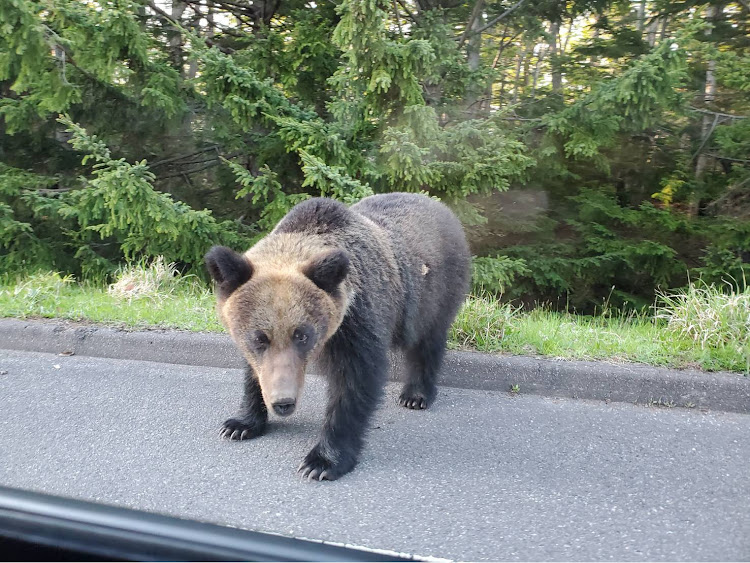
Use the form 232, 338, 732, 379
2, 318, 749, 413
1, 350, 748, 561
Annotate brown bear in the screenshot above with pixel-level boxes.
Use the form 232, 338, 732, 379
205, 192, 470, 480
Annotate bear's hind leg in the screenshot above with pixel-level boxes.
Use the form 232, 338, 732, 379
220, 365, 268, 440
399, 327, 448, 410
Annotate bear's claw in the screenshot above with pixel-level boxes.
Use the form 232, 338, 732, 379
298, 456, 333, 481
398, 393, 428, 410
299, 466, 329, 481
298, 447, 353, 481
219, 418, 264, 440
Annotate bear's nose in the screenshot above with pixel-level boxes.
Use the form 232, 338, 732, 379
272, 399, 296, 417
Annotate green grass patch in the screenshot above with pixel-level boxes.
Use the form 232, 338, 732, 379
1, 267, 748, 374
655, 280, 750, 372
449, 293, 749, 373
451, 296, 692, 365
0, 270, 222, 332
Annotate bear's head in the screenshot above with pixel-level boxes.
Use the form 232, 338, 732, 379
205, 245, 349, 417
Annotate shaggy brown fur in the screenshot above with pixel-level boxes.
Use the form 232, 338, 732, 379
206, 193, 470, 480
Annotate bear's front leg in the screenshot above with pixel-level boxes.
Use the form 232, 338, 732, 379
298, 337, 387, 481
220, 365, 268, 440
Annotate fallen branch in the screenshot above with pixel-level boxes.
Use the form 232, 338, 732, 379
155, 151, 240, 180
706, 153, 750, 164
149, 146, 220, 169
689, 107, 747, 120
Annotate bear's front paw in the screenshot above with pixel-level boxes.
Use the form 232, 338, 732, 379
398, 384, 434, 410
219, 417, 265, 441
297, 445, 355, 481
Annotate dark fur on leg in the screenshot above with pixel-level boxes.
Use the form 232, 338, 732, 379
298, 306, 387, 481
220, 365, 268, 440
399, 326, 450, 410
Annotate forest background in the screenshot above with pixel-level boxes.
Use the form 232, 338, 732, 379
2, 0, 749, 313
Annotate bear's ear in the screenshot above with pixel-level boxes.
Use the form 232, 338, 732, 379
302, 249, 350, 295
205, 246, 253, 299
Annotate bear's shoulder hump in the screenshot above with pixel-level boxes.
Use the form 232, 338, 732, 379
274, 198, 352, 235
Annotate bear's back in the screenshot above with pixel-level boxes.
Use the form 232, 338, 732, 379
272, 198, 353, 236
352, 193, 459, 235
352, 193, 469, 270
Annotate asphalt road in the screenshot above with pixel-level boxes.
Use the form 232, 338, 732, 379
1, 349, 749, 561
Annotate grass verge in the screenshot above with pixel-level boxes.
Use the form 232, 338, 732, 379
0, 270, 222, 332
1, 267, 748, 374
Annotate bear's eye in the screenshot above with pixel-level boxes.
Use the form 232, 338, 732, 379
252, 331, 270, 350
292, 326, 315, 351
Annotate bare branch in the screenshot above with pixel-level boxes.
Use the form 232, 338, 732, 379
155, 151, 240, 180
458, 0, 485, 47
692, 113, 720, 161
197, 0, 259, 18
491, 28, 523, 69
145, 0, 234, 54
35, 187, 76, 194
497, 116, 543, 122
157, 162, 221, 180
705, 175, 750, 211
392, 0, 403, 36
706, 153, 750, 164
395, 0, 417, 22
473, 0, 528, 36
149, 146, 220, 168
689, 106, 748, 119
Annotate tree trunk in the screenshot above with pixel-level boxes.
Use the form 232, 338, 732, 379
521, 37, 532, 88
466, 7, 483, 72
646, 17, 658, 47
695, 4, 721, 182
589, 13, 602, 68
561, 16, 574, 53
482, 82, 493, 112
465, 2, 486, 115
693, 3, 723, 215
512, 40, 527, 104
548, 21, 562, 95
187, 2, 215, 80
168, 0, 187, 74
659, 15, 670, 41
531, 45, 544, 98
636, 0, 647, 33
490, 23, 510, 69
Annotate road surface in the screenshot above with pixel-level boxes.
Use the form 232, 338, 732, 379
0, 349, 748, 561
